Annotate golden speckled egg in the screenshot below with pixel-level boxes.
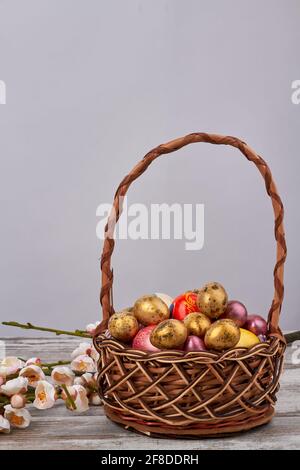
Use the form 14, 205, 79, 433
133, 295, 170, 326
204, 319, 240, 351
150, 319, 188, 350
183, 312, 211, 338
197, 282, 228, 319
108, 311, 139, 343
236, 328, 260, 349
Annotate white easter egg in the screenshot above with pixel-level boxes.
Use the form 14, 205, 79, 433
155, 292, 174, 308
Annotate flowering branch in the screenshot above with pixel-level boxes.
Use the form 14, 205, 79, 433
61, 384, 76, 411
2, 321, 91, 338
0, 319, 102, 433
0, 396, 10, 406
40, 361, 70, 368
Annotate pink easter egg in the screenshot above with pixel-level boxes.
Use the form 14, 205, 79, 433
220, 300, 248, 327
132, 325, 160, 352
184, 335, 206, 352
244, 314, 267, 336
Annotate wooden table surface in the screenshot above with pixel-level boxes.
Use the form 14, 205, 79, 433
0, 336, 299, 450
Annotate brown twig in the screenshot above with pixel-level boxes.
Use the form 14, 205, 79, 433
2, 321, 91, 338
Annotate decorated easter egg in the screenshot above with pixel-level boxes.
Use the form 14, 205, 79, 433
133, 295, 170, 326
204, 319, 240, 351
150, 319, 188, 350
155, 293, 173, 308
184, 335, 207, 352
132, 325, 160, 352
197, 282, 228, 319
183, 312, 211, 338
236, 328, 260, 349
171, 292, 200, 321
244, 314, 267, 336
108, 311, 139, 343
220, 300, 248, 327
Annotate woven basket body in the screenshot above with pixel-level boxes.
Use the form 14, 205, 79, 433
94, 133, 287, 438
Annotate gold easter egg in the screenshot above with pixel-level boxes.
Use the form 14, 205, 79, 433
204, 319, 240, 351
183, 312, 211, 338
133, 295, 170, 326
108, 311, 139, 343
150, 319, 188, 350
236, 328, 260, 349
197, 282, 228, 319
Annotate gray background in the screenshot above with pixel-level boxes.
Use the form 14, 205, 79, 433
0, 0, 299, 336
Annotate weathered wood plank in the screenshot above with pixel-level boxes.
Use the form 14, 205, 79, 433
0, 337, 299, 450
0, 411, 299, 450
0, 336, 81, 362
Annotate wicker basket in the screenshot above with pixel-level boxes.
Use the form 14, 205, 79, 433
94, 133, 287, 438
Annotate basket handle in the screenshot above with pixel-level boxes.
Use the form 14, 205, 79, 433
97, 133, 287, 335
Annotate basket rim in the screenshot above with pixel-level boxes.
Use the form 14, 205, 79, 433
94, 332, 285, 363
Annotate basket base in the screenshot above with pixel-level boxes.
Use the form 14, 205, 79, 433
104, 405, 275, 439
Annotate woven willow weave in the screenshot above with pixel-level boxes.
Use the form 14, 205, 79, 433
94, 133, 287, 437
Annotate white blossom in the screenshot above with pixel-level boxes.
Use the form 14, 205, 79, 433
71, 355, 96, 373
0, 415, 10, 433
0, 357, 25, 377
61, 384, 76, 401
81, 373, 97, 389
51, 366, 75, 386
25, 357, 41, 366
19, 365, 45, 387
71, 342, 99, 362
85, 321, 100, 334
89, 346, 99, 362
0, 377, 28, 396
73, 376, 85, 386
72, 385, 89, 412
71, 342, 92, 358
33, 380, 56, 410
4, 405, 31, 429
62, 384, 89, 412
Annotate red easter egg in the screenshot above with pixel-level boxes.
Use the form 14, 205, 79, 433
171, 292, 200, 321
132, 325, 160, 352
244, 314, 267, 336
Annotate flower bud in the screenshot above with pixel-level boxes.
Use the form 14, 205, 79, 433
10, 394, 26, 409
89, 392, 102, 406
